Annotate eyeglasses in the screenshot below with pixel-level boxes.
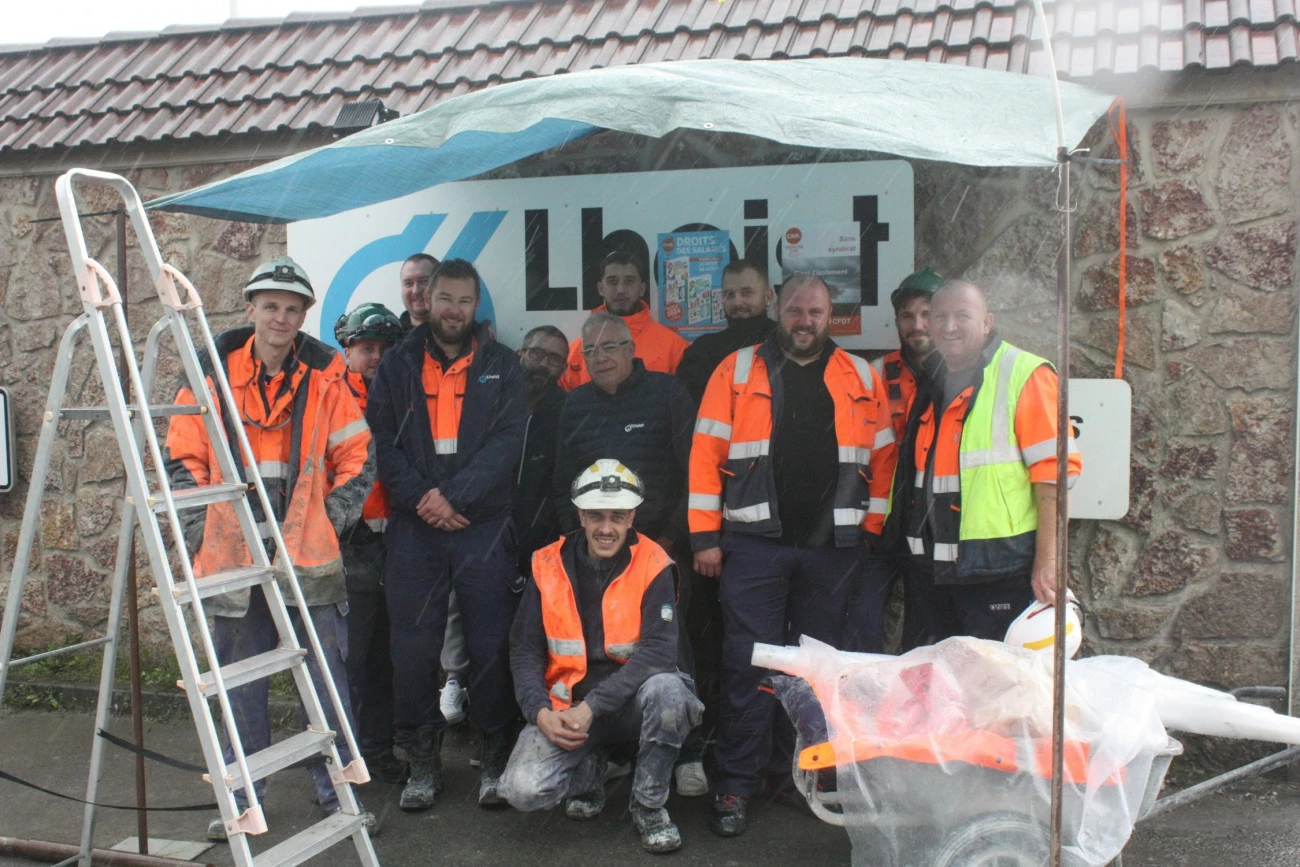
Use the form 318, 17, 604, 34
523, 346, 567, 367
581, 340, 631, 359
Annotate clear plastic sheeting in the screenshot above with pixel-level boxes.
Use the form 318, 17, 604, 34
762, 637, 1180, 867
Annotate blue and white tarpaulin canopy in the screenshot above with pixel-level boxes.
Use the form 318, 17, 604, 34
147, 57, 1116, 224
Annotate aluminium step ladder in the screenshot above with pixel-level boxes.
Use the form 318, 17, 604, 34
0, 169, 378, 867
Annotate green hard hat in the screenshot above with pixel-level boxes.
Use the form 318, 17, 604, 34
890, 267, 944, 311
334, 302, 403, 347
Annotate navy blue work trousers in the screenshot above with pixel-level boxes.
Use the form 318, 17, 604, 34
345, 586, 394, 759
713, 533, 867, 799
905, 556, 1036, 644
213, 588, 354, 811
385, 511, 521, 753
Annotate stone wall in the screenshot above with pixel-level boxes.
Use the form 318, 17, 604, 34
0, 97, 1297, 706
0, 160, 286, 656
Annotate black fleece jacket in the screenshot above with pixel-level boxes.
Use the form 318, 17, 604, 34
552, 361, 696, 540
676, 316, 777, 404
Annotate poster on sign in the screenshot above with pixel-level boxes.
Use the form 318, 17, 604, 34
657, 230, 730, 340
779, 222, 863, 336
287, 160, 914, 351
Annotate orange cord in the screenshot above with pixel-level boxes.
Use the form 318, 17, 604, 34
1107, 98, 1128, 379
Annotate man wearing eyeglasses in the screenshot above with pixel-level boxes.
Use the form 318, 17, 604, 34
557, 250, 689, 390
553, 313, 695, 556
366, 258, 527, 812
514, 325, 570, 577
165, 256, 375, 839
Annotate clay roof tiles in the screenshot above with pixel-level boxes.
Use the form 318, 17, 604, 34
0, 0, 1295, 152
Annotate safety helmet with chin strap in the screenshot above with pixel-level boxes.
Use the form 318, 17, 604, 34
334, 302, 403, 347
244, 255, 316, 307
571, 460, 645, 510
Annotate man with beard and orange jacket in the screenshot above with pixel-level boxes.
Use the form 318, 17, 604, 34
557, 250, 688, 390
366, 258, 527, 812
688, 274, 896, 837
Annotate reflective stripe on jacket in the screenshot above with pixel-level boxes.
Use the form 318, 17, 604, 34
906, 338, 1082, 582
688, 337, 896, 551
531, 535, 674, 711
164, 329, 372, 616
559, 302, 689, 390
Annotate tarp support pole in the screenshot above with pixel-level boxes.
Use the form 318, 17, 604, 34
1050, 144, 1073, 867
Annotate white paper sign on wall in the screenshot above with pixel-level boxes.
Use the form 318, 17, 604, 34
1068, 378, 1131, 520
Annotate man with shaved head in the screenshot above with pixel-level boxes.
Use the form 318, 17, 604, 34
688, 273, 896, 836
894, 278, 1081, 646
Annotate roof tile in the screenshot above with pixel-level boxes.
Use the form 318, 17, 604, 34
2, 0, 1295, 153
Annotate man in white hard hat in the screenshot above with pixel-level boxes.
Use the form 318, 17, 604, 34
165, 255, 375, 839
503, 460, 703, 854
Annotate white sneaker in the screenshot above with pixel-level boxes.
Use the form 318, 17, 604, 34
439, 677, 467, 725
674, 760, 709, 797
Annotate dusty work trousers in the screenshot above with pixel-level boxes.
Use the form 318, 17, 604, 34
386, 512, 521, 756
501, 672, 704, 812
714, 533, 869, 799
213, 588, 355, 811
345, 587, 394, 759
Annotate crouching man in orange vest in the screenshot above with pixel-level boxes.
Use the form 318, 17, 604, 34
502, 460, 704, 854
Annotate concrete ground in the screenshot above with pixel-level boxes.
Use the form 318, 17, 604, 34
2, 709, 1299, 866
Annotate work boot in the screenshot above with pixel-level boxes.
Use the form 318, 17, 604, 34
564, 782, 607, 820
631, 801, 683, 854
477, 726, 516, 809
399, 728, 444, 811
205, 816, 227, 842
365, 750, 408, 785
674, 760, 709, 797
711, 794, 748, 838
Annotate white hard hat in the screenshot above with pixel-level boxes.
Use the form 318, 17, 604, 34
571, 460, 645, 510
244, 255, 316, 307
1004, 590, 1084, 659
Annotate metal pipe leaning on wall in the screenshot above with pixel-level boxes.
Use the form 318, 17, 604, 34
0, 837, 214, 867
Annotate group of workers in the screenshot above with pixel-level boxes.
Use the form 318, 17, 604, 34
163, 246, 1080, 854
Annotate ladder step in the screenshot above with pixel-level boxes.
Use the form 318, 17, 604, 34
218, 730, 336, 793
172, 565, 275, 605
195, 647, 307, 696
59, 404, 205, 420
154, 482, 248, 512
253, 811, 365, 867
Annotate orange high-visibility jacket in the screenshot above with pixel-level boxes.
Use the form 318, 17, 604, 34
558, 302, 689, 390
531, 535, 674, 711
344, 369, 392, 533
165, 329, 372, 617
872, 349, 923, 445
688, 340, 896, 551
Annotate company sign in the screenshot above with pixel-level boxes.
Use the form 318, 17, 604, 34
289, 161, 915, 350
